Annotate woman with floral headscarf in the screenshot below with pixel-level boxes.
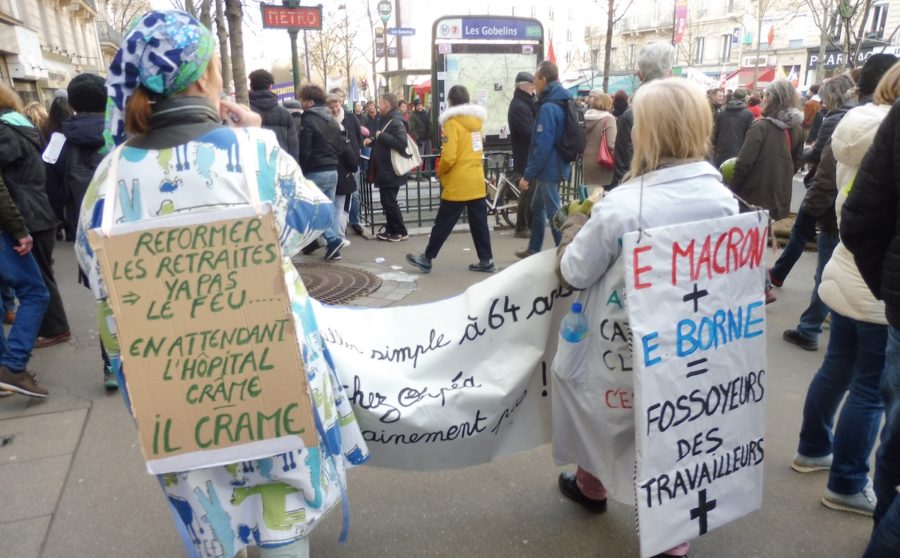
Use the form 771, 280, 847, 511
75, 11, 368, 557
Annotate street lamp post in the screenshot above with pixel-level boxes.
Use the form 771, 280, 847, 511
284, 0, 301, 98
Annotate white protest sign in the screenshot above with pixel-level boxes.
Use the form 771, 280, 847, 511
316, 250, 570, 470
624, 213, 768, 558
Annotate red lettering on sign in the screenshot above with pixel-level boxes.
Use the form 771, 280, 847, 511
633, 245, 653, 290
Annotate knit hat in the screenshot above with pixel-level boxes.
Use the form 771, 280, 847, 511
858, 53, 898, 97
68, 73, 107, 113
103, 10, 216, 152
732, 88, 747, 101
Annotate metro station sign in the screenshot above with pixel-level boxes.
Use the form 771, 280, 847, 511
260, 4, 323, 30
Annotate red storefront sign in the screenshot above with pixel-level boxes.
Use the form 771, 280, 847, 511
260, 5, 323, 30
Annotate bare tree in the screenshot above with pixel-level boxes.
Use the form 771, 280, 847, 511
804, 0, 876, 79
599, 0, 634, 92
306, 13, 344, 86
224, 0, 248, 104
214, 0, 232, 95
336, 7, 362, 92
103, 0, 151, 35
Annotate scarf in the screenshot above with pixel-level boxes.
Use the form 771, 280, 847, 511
103, 10, 216, 152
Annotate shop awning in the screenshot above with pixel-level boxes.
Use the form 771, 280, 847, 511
724, 66, 775, 89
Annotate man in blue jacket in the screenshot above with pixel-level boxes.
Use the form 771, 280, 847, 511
516, 61, 571, 259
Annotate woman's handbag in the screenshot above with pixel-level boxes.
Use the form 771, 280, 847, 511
381, 120, 422, 176
597, 125, 615, 170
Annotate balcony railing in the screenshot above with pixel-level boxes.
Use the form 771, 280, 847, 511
96, 20, 124, 47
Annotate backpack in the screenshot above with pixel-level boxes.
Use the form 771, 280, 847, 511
556, 99, 586, 163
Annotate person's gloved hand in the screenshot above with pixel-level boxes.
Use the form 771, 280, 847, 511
567, 199, 594, 216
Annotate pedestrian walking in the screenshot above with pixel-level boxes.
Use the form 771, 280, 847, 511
248, 69, 300, 162
581, 92, 616, 187
713, 88, 753, 167
507, 71, 537, 239
406, 85, 493, 274
0, 174, 49, 398
0, 83, 70, 349
792, 62, 900, 520
552, 77, 738, 558
610, 42, 675, 188
74, 11, 368, 557
365, 93, 410, 242
515, 61, 571, 259
841, 93, 900, 558
298, 84, 345, 260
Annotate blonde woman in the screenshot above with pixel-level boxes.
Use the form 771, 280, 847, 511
552, 78, 739, 558
581, 92, 617, 187
21, 101, 48, 133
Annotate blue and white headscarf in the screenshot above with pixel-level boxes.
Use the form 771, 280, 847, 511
103, 10, 216, 152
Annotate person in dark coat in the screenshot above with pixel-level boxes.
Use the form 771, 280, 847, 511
841, 100, 900, 558
507, 71, 537, 238
409, 97, 433, 170
713, 88, 753, 166
328, 93, 360, 242
365, 93, 410, 241
248, 69, 300, 162
730, 79, 804, 221
611, 41, 675, 187
45, 73, 118, 389
0, 83, 70, 349
298, 85, 344, 260
45, 73, 106, 242
0, 173, 49, 398
282, 98, 304, 147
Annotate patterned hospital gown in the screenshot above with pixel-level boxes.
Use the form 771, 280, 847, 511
74, 125, 369, 557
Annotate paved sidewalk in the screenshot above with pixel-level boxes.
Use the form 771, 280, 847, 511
0, 211, 878, 557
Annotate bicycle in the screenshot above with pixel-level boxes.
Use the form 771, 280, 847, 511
483, 152, 522, 228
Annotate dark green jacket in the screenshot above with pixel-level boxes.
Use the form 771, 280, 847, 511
0, 174, 28, 239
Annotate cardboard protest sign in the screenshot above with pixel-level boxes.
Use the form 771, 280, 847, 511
624, 213, 768, 557
316, 250, 568, 470
89, 208, 317, 474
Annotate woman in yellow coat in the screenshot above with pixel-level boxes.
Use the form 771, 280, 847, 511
407, 85, 495, 273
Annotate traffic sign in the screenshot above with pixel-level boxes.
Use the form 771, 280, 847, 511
377, 0, 392, 23
387, 27, 415, 36
388, 46, 397, 57
260, 4, 323, 30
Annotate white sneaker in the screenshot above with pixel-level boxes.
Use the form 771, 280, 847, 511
341, 239, 351, 248
791, 453, 832, 473
822, 479, 877, 517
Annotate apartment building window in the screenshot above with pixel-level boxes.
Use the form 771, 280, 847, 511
511, 6, 515, 16
789, 14, 807, 48
568, 8, 573, 20
870, 2, 888, 38
727, 0, 736, 10
567, 28, 573, 42
828, 12, 842, 42
628, 44, 636, 69
694, 37, 705, 65
530, 5, 536, 17
720, 34, 732, 63
549, 7, 555, 21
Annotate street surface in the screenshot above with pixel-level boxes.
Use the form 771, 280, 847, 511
0, 178, 878, 557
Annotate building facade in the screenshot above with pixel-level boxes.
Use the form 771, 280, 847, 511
586, 0, 900, 92
0, 0, 106, 105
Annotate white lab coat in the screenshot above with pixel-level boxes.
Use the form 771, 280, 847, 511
552, 161, 739, 504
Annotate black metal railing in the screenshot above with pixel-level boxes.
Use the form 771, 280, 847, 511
96, 20, 124, 46
358, 151, 584, 234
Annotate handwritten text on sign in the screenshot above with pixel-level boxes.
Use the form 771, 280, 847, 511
89, 211, 317, 474
624, 214, 768, 558
316, 250, 568, 471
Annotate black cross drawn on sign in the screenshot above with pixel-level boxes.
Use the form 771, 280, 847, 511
690, 489, 717, 535
682, 283, 709, 313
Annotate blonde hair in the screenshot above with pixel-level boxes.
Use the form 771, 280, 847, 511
0, 83, 25, 113
23, 101, 48, 130
591, 93, 613, 111
874, 62, 900, 105
629, 78, 712, 179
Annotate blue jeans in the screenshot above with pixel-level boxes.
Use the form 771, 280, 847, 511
349, 189, 360, 226
872, 326, 900, 526
770, 206, 817, 284
0, 282, 14, 313
306, 170, 340, 246
527, 180, 562, 253
794, 232, 840, 342
0, 233, 49, 371
797, 311, 886, 494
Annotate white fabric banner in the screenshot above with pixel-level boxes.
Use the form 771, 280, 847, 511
316, 251, 571, 470
624, 213, 768, 558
